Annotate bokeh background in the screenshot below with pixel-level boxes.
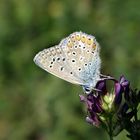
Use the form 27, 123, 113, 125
0, 0, 140, 140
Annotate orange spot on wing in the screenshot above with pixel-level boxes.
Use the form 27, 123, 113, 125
81, 36, 86, 43
76, 34, 81, 41
93, 44, 96, 50
87, 38, 93, 45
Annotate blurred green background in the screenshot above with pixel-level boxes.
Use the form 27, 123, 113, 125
0, 0, 140, 140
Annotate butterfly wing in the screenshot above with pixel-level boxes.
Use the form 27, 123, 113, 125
60, 32, 101, 87
34, 32, 101, 87
34, 45, 84, 85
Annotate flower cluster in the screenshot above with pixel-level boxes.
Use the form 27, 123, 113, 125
80, 76, 140, 138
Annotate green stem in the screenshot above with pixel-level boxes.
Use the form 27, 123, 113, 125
108, 116, 113, 140
134, 108, 138, 121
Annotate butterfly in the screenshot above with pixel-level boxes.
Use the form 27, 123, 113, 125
34, 32, 102, 94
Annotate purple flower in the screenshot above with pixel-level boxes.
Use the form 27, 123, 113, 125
117, 76, 140, 108
79, 76, 140, 136
79, 94, 102, 127
119, 75, 130, 88
114, 82, 123, 105
114, 75, 130, 105
86, 112, 100, 127
96, 80, 107, 94
79, 74, 140, 138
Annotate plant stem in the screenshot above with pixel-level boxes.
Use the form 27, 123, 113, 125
134, 108, 138, 121
109, 127, 113, 140
108, 116, 113, 140
109, 135, 113, 140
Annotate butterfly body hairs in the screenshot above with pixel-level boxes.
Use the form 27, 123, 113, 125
34, 32, 101, 94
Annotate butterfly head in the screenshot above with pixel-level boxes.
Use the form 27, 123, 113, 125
82, 85, 93, 94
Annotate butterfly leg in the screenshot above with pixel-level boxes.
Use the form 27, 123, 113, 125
92, 88, 102, 92
99, 74, 114, 80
